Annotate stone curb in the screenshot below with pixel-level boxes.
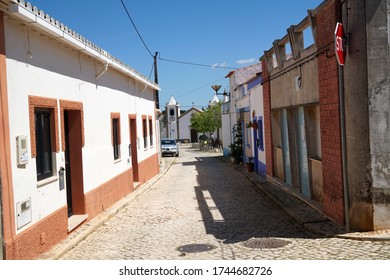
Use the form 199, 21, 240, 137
238, 167, 339, 237
219, 156, 390, 241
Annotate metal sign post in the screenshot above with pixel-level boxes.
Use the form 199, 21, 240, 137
335, 22, 350, 232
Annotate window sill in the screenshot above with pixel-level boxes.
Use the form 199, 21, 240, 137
114, 158, 122, 164
37, 176, 58, 188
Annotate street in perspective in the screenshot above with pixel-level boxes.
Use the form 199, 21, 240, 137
46, 145, 390, 260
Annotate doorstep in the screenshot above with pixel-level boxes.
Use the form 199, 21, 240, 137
68, 214, 88, 233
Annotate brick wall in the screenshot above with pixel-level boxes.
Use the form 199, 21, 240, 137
317, 0, 345, 225
261, 59, 274, 177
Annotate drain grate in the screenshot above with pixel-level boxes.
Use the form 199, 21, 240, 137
242, 238, 290, 249
177, 243, 216, 253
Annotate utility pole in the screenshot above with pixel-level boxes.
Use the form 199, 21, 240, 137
154, 52, 160, 110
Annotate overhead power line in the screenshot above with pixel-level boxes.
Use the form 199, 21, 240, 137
158, 56, 237, 70
120, 0, 153, 57
119, 0, 238, 71
176, 77, 226, 98
119, 0, 246, 102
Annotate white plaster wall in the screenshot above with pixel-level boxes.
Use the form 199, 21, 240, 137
222, 76, 239, 156
221, 112, 232, 155
250, 84, 266, 166
5, 18, 156, 232
166, 121, 178, 139
235, 94, 250, 110
160, 123, 168, 139
178, 110, 197, 141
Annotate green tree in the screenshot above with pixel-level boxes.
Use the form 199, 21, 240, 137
208, 102, 222, 132
190, 111, 205, 133
190, 103, 221, 135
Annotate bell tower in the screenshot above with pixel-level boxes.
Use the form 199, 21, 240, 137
165, 95, 180, 140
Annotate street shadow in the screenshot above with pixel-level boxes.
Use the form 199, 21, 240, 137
185, 149, 319, 244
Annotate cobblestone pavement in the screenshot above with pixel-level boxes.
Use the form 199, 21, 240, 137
54, 146, 390, 260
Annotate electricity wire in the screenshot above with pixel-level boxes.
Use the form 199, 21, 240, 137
176, 77, 226, 98
148, 61, 155, 80
119, 0, 239, 71
120, 0, 154, 58
119, 0, 247, 107
158, 56, 236, 70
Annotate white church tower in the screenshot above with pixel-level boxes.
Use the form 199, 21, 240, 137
208, 93, 220, 107
165, 95, 180, 140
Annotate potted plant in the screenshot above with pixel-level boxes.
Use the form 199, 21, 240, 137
229, 143, 243, 163
252, 121, 258, 129
229, 121, 243, 163
246, 157, 254, 172
245, 120, 258, 129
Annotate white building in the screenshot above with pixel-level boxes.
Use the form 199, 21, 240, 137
223, 63, 266, 175
162, 95, 203, 143
178, 107, 202, 143
0, 0, 160, 259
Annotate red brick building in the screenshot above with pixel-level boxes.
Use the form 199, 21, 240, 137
261, 0, 390, 231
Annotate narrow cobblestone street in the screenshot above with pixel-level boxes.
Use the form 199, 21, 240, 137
59, 145, 390, 260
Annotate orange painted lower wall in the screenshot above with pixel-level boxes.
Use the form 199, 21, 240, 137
84, 169, 133, 220
4, 153, 159, 259
5, 206, 68, 260
84, 152, 159, 220
138, 153, 159, 184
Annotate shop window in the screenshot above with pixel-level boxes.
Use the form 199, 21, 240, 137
305, 105, 321, 159
271, 110, 282, 148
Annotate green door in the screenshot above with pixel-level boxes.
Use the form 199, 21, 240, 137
281, 109, 292, 185
298, 107, 310, 197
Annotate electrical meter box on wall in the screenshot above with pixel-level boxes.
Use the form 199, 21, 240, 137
16, 135, 28, 165
16, 198, 32, 229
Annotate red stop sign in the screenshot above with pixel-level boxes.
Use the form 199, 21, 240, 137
335, 22, 345, 66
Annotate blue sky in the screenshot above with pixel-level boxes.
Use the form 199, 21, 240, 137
28, 0, 323, 110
